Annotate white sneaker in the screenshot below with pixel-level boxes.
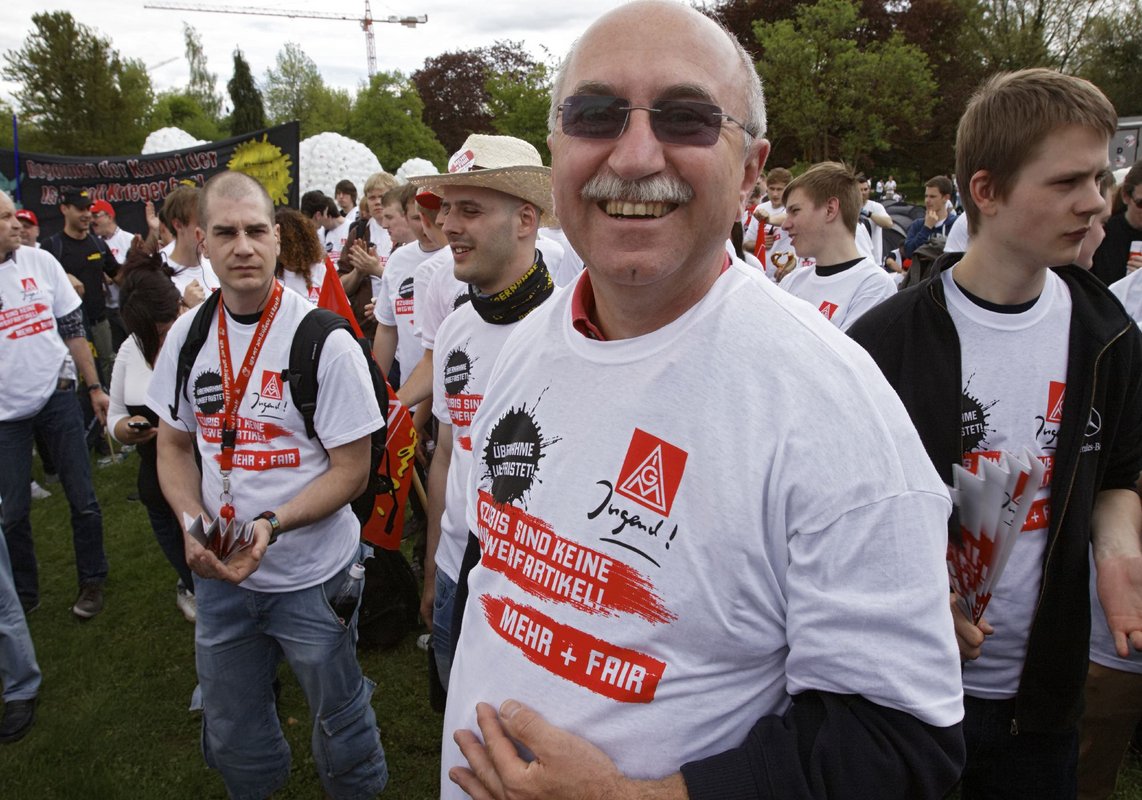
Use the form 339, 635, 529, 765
30, 481, 51, 500
416, 633, 431, 651
176, 583, 197, 623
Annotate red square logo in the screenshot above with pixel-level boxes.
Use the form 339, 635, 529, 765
615, 428, 688, 517
818, 301, 838, 320
20, 278, 37, 293
260, 370, 283, 401
1046, 381, 1065, 424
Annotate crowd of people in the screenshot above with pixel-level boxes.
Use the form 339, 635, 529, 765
3, 2, 1142, 798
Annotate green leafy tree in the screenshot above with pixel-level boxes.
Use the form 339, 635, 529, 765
228, 48, 266, 135
966, 0, 1111, 72
263, 43, 351, 138
485, 63, 552, 163
754, 0, 936, 167
1074, 3, 1142, 116
2, 11, 154, 154
184, 24, 221, 120
412, 41, 539, 154
348, 71, 448, 170
148, 91, 224, 142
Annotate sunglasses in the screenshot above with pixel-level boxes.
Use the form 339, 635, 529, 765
558, 95, 752, 146
1130, 194, 1142, 209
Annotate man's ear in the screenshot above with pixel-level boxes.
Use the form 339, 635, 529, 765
740, 138, 770, 196
969, 170, 1000, 219
517, 201, 539, 238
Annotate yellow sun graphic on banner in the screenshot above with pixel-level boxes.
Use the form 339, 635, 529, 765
227, 135, 293, 205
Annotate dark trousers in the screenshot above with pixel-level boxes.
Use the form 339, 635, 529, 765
961, 695, 1079, 799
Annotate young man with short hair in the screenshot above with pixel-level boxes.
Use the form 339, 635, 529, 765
779, 163, 896, 330
857, 173, 894, 266
850, 69, 1142, 798
149, 171, 388, 799
751, 166, 796, 280
160, 185, 218, 308
903, 175, 957, 258
1092, 159, 1142, 285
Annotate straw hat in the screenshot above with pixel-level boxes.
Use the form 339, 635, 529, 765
407, 134, 556, 227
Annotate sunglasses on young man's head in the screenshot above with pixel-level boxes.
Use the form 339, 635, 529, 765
558, 95, 752, 146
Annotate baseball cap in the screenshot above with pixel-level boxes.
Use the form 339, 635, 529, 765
90, 199, 115, 217
15, 209, 38, 226
60, 189, 92, 209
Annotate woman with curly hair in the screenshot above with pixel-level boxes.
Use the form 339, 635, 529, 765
274, 208, 327, 304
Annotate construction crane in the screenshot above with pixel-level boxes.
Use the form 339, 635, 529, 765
143, 1, 427, 77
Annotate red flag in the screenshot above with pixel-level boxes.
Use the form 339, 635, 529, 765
318, 258, 418, 550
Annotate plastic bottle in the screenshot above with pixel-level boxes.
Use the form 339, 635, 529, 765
331, 562, 366, 623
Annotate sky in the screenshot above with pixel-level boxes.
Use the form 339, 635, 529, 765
0, 1, 631, 111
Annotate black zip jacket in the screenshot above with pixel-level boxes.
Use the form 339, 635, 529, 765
848, 253, 1142, 733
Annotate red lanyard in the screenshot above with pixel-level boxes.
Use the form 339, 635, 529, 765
215, 281, 283, 519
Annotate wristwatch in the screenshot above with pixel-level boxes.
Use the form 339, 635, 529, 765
86, 382, 104, 394
255, 511, 282, 545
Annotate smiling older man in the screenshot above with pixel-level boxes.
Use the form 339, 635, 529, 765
440, 3, 965, 799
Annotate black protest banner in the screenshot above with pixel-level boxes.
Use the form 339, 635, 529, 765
0, 122, 299, 239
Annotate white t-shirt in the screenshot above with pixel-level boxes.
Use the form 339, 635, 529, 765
412, 247, 455, 347
945, 214, 971, 253
860, 200, 889, 266
942, 266, 1072, 699
108, 334, 153, 439
147, 287, 384, 592
757, 200, 796, 278
166, 256, 220, 296
278, 260, 326, 305
419, 251, 470, 352
779, 256, 896, 331
324, 215, 354, 263
440, 262, 963, 792
103, 227, 135, 265
431, 303, 541, 580
366, 218, 394, 301
537, 229, 583, 288
0, 246, 82, 421
1110, 269, 1142, 325
375, 242, 437, 377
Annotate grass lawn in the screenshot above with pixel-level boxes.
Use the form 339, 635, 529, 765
6, 451, 1142, 799
0, 453, 441, 799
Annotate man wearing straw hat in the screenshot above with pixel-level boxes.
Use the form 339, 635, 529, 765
406, 134, 558, 692
440, 2, 965, 798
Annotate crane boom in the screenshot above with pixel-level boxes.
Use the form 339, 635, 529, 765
143, 1, 426, 76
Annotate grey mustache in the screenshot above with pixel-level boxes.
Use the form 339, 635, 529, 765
581, 172, 694, 205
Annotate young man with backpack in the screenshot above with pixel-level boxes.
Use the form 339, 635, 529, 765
849, 69, 1142, 798
147, 171, 388, 799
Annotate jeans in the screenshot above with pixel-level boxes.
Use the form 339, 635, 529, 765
0, 523, 41, 702
194, 546, 387, 800
961, 695, 1079, 799
432, 570, 457, 691
90, 317, 114, 386
0, 387, 108, 608
144, 504, 194, 590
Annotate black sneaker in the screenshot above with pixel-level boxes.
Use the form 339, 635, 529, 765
0, 698, 36, 743
72, 582, 104, 619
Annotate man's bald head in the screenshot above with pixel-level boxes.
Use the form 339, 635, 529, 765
548, 1, 766, 142
198, 171, 275, 229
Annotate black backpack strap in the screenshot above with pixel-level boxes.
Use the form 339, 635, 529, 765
169, 291, 222, 420
287, 308, 354, 440
44, 233, 64, 264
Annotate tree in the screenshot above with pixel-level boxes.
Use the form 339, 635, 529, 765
348, 71, 448, 170
148, 91, 223, 142
228, 49, 266, 136
486, 63, 552, 163
412, 41, 540, 155
184, 24, 221, 120
1, 12, 154, 154
263, 43, 351, 138
754, 0, 936, 167
1073, 3, 1142, 116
